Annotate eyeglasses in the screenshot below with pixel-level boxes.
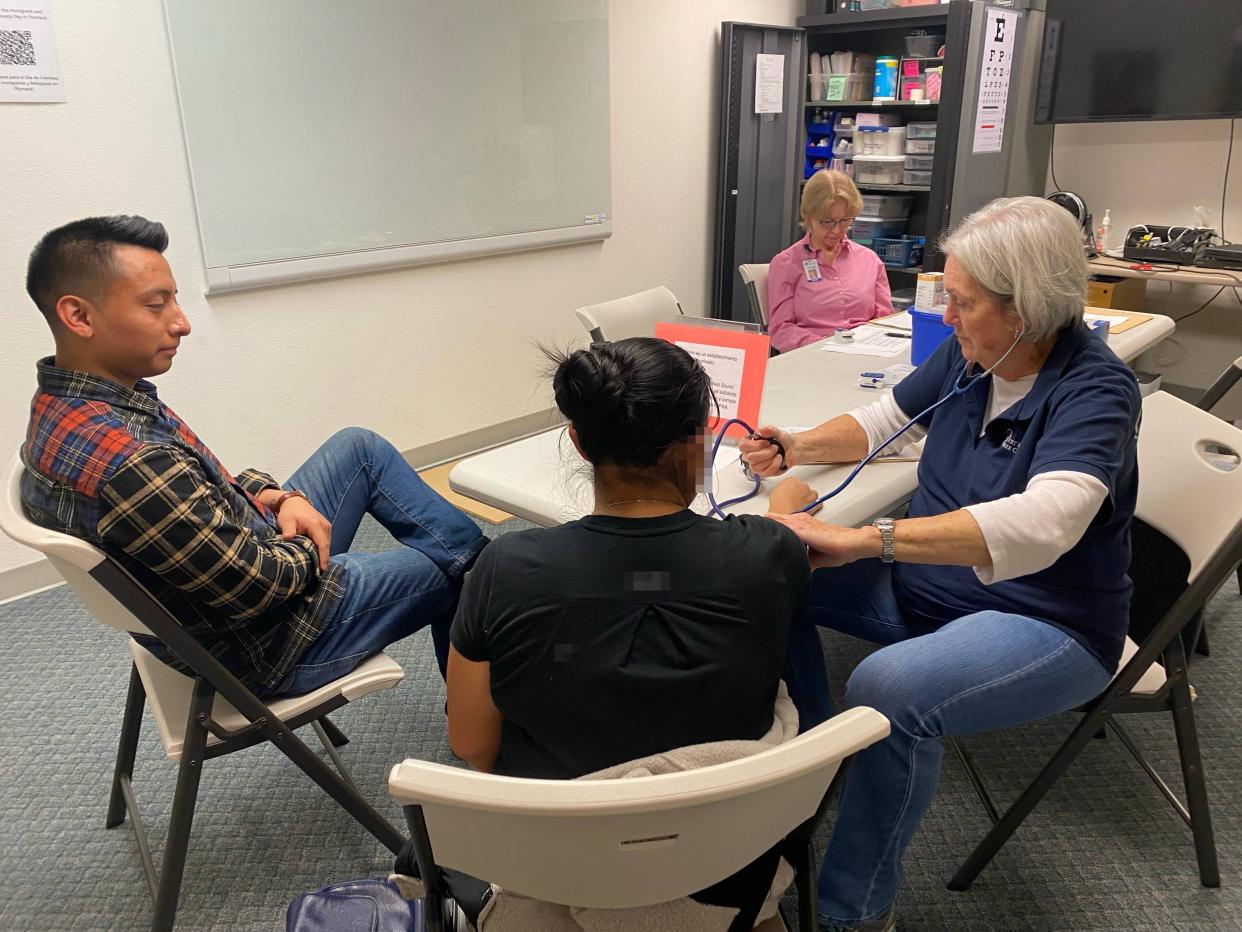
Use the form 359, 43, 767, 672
814, 217, 856, 230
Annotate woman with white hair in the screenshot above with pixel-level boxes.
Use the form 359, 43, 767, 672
738, 196, 1142, 932
767, 169, 892, 352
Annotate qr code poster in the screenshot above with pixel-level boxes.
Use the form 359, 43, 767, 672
0, 2, 65, 103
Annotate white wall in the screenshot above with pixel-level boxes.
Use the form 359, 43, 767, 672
0, 1, 802, 577
1049, 120, 1242, 413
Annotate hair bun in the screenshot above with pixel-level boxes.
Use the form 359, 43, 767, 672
554, 347, 627, 426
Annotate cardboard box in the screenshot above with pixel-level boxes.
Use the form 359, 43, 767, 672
1087, 275, 1146, 311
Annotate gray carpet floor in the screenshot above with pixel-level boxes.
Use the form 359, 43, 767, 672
1, 513, 1238, 931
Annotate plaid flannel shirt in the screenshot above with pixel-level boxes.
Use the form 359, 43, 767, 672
20, 358, 344, 692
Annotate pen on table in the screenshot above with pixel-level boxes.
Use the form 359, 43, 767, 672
884, 331, 912, 339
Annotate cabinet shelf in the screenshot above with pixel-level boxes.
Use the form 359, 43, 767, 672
805, 99, 939, 109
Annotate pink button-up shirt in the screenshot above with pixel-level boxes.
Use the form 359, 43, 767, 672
767, 234, 893, 353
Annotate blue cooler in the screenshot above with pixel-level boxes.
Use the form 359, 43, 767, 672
910, 306, 953, 365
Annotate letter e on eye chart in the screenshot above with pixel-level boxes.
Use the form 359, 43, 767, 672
675, 342, 746, 421
972, 7, 1019, 154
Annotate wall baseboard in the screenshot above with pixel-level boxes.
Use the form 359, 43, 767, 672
0, 558, 63, 606
1, 407, 565, 606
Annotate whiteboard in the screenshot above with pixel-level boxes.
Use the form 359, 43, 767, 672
163, 0, 612, 294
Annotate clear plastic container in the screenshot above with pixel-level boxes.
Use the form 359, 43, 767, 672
852, 216, 907, 240
807, 73, 830, 102
832, 136, 854, 158
906, 121, 938, 139
855, 126, 908, 156
904, 154, 934, 171
853, 155, 906, 186
859, 193, 914, 218
903, 169, 933, 186
905, 137, 936, 154
827, 72, 872, 102
832, 114, 857, 135
855, 112, 904, 128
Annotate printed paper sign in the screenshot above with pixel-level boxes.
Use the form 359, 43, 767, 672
972, 7, 1020, 153
654, 321, 770, 439
754, 53, 784, 114
0, 2, 64, 103
676, 342, 746, 421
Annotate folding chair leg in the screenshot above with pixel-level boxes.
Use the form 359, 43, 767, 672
796, 840, 815, 932
151, 676, 213, 932
271, 718, 406, 854
317, 714, 349, 748
950, 738, 999, 827
948, 705, 1108, 891
107, 662, 146, 829
312, 719, 360, 796
404, 805, 447, 932
1165, 639, 1220, 887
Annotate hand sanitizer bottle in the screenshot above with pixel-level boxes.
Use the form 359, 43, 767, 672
1096, 209, 1111, 253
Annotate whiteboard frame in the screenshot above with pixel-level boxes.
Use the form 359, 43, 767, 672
199, 222, 612, 296
161, 1, 612, 297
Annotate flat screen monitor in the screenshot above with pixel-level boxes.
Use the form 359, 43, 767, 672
1036, 0, 1242, 123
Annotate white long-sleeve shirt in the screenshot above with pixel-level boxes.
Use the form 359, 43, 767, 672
846, 375, 1108, 584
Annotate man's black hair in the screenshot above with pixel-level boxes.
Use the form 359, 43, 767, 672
26, 215, 169, 320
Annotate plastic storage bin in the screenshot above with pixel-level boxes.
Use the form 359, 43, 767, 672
871, 235, 924, 269
905, 137, 936, 154
856, 112, 904, 128
903, 169, 932, 186
859, 193, 913, 218
906, 121, 938, 139
856, 126, 907, 156
904, 154, 934, 171
910, 305, 954, 365
827, 73, 871, 102
832, 114, 856, 134
852, 216, 907, 240
853, 155, 905, 185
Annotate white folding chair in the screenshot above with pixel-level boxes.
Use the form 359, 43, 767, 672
574, 285, 685, 343
738, 263, 771, 329
389, 706, 890, 931
951, 391, 1242, 891
0, 454, 408, 932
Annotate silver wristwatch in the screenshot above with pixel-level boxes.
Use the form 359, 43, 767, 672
873, 517, 896, 563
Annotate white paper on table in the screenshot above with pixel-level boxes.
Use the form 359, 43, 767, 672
1084, 312, 1127, 329
882, 363, 916, 385
821, 329, 908, 357
0, 1, 64, 102
972, 7, 1020, 154
755, 53, 785, 114
871, 311, 912, 330
676, 341, 746, 421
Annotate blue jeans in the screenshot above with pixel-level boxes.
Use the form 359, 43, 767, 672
266, 428, 485, 697
783, 561, 1111, 926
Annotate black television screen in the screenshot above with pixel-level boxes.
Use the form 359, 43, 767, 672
1036, 0, 1242, 123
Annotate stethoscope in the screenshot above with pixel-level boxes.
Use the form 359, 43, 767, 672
705, 328, 1027, 519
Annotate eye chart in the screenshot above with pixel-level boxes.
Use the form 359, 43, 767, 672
972, 7, 1020, 154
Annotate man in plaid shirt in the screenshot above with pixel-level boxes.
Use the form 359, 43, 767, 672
20, 216, 486, 696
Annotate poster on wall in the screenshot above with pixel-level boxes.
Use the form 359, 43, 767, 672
0, 1, 64, 102
972, 7, 1020, 153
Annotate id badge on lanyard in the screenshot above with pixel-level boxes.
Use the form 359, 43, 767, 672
802, 257, 822, 283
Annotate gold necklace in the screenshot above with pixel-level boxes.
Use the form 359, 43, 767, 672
593, 498, 685, 512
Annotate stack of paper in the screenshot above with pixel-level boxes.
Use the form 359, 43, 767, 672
821, 329, 909, 357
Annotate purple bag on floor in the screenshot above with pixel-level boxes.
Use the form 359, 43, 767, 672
286, 877, 425, 932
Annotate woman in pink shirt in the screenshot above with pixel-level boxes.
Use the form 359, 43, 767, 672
768, 170, 893, 353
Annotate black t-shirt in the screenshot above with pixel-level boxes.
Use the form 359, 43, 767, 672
450, 510, 811, 779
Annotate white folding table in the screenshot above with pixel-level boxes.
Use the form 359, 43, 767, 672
450, 312, 1175, 528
